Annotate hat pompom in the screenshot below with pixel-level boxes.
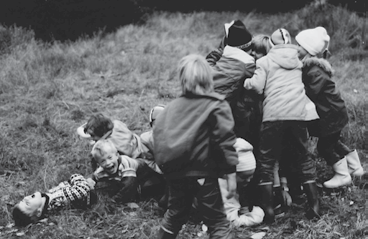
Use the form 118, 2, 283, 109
226, 20, 252, 49
270, 28, 291, 46
295, 26, 330, 56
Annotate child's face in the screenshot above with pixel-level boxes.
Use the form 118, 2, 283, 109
18, 192, 44, 216
297, 45, 309, 60
251, 50, 266, 61
97, 150, 119, 174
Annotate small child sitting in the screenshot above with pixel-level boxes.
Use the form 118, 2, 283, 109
12, 174, 94, 227
218, 138, 264, 227
88, 139, 144, 204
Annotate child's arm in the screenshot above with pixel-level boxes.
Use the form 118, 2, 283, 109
304, 70, 328, 101
243, 61, 267, 94
111, 176, 139, 204
63, 174, 91, 202
224, 172, 237, 199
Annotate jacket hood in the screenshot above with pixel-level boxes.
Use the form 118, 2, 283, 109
267, 44, 302, 70
303, 57, 333, 77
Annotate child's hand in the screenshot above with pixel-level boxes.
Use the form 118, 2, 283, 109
281, 190, 292, 207
225, 172, 237, 199
86, 178, 96, 190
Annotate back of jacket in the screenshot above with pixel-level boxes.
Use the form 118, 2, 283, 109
302, 57, 348, 136
153, 92, 238, 180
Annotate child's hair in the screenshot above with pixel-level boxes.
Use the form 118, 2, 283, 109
12, 204, 39, 227
84, 113, 113, 138
91, 139, 117, 162
252, 34, 272, 56
178, 54, 214, 95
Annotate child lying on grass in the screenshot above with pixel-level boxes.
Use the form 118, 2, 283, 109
12, 174, 96, 227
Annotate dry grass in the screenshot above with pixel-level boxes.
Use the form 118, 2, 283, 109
0, 3, 367, 239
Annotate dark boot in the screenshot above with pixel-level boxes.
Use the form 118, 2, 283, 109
259, 183, 275, 224
303, 181, 321, 220
156, 227, 177, 239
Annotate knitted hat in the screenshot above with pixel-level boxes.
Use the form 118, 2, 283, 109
225, 20, 252, 50
269, 28, 291, 47
234, 138, 256, 172
149, 104, 165, 127
295, 26, 330, 56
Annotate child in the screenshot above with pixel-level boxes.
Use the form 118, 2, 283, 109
218, 137, 265, 227
89, 139, 146, 203
243, 28, 321, 223
295, 26, 365, 188
12, 174, 94, 227
153, 54, 238, 238
250, 34, 272, 61
77, 113, 150, 160
206, 20, 262, 153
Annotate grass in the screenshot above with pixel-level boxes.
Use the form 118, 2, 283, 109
0, 2, 367, 238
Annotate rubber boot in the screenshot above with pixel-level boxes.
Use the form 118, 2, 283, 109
156, 227, 177, 239
303, 181, 321, 220
323, 157, 352, 188
346, 150, 364, 177
259, 183, 275, 224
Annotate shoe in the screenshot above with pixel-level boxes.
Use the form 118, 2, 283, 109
259, 183, 275, 224
346, 150, 364, 177
303, 181, 321, 220
323, 157, 352, 188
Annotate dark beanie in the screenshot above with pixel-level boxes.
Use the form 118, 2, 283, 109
227, 20, 252, 49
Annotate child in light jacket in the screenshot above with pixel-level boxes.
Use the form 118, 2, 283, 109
243, 28, 320, 223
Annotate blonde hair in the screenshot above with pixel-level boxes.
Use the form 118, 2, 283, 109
252, 34, 272, 56
178, 54, 214, 95
91, 139, 117, 162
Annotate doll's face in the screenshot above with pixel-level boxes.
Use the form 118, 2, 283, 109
96, 150, 119, 174
17, 192, 44, 216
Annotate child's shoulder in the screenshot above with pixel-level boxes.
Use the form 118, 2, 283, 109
303, 57, 333, 76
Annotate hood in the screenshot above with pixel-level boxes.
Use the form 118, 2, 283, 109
223, 45, 255, 65
303, 57, 333, 77
267, 44, 302, 70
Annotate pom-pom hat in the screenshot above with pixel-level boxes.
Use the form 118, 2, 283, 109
295, 26, 330, 56
269, 28, 291, 47
233, 138, 256, 172
224, 20, 253, 50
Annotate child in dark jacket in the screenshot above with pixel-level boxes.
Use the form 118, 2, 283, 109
153, 54, 238, 239
205, 20, 262, 154
295, 26, 365, 188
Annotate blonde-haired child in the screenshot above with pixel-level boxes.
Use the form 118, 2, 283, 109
153, 54, 238, 238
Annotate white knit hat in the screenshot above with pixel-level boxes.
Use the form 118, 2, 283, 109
269, 28, 291, 47
295, 26, 330, 56
234, 138, 256, 172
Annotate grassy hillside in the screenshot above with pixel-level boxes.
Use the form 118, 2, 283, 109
0, 3, 367, 238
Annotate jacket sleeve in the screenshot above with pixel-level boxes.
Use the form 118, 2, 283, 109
63, 174, 90, 203
209, 101, 238, 175
304, 68, 328, 101
206, 48, 224, 67
243, 61, 267, 94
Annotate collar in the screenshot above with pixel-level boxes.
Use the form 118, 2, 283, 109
40, 193, 50, 218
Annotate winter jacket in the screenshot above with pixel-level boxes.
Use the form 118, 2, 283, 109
153, 92, 239, 180
302, 57, 349, 136
244, 44, 318, 122
206, 45, 262, 139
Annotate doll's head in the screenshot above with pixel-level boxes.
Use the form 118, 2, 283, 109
12, 192, 47, 226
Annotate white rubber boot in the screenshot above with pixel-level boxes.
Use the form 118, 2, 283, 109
323, 157, 352, 188
346, 150, 364, 177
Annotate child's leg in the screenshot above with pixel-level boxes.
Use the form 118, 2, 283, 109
289, 121, 320, 219
159, 178, 196, 237
196, 177, 231, 239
